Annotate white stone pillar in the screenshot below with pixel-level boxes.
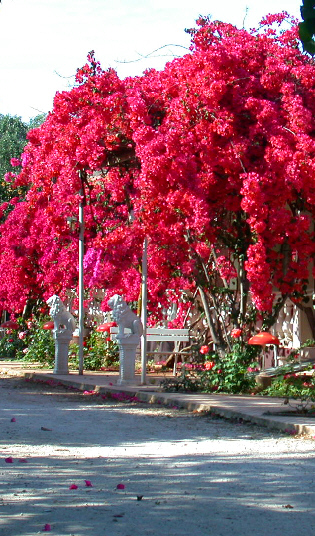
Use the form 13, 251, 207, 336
53, 331, 73, 375
46, 295, 76, 375
117, 334, 141, 385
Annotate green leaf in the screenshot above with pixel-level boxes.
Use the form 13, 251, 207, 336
304, 40, 315, 54
301, 0, 315, 20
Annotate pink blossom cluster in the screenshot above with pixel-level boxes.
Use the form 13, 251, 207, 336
216, 256, 237, 283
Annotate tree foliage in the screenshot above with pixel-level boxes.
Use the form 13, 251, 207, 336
0, 115, 28, 203
1, 13, 315, 351
299, 0, 315, 54
0, 113, 46, 205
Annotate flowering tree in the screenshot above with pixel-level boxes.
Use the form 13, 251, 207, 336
1, 14, 315, 354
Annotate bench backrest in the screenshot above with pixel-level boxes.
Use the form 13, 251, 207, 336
110, 326, 190, 342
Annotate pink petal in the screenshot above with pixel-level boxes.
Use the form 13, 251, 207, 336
5, 457, 13, 463
18, 458, 28, 463
84, 480, 93, 487
43, 524, 51, 531
116, 483, 125, 489
10, 417, 16, 422
69, 484, 78, 490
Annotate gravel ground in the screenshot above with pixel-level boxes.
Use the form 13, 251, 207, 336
1, 375, 315, 536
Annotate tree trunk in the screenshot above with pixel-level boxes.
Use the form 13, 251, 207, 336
198, 287, 226, 356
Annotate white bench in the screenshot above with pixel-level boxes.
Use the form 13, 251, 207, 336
110, 327, 190, 375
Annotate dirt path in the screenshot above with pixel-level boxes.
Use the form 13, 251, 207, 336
1, 375, 315, 536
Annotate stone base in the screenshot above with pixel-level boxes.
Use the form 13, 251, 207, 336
53, 368, 69, 375
118, 342, 139, 384
255, 373, 272, 390
117, 378, 135, 386
53, 339, 72, 375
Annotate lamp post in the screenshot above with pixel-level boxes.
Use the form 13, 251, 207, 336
66, 171, 87, 374
78, 171, 86, 375
140, 237, 148, 385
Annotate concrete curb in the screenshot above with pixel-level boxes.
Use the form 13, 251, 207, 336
23, 371, 315, 438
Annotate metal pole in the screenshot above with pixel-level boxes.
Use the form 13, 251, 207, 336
140, 237, 148, 385
78, 189, 85, 375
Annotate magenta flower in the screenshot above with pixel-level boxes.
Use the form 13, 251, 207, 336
10, 157, 21, 167
21, 152, 29, 167
4, 172, 15, 183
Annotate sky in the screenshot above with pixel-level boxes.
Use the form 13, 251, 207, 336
0, 0, 302, 123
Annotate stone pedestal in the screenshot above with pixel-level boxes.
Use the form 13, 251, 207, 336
53, 332, 73, 375
255, 372, 272, 390
46, 295, 76, 375
107, 294, 143, 385
117, 334, 140, 385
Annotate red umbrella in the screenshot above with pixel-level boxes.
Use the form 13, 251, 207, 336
42, 321, 54, 330
248, 331, 280, 370
0, 320, 19, 330
96, 321, 117, 333
248, 331, 280, 346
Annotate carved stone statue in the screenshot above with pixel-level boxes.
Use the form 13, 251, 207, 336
107, 294, 143, 384
107, 294, 143, 340
47, 295, 76, 336
46, 295, 76, 374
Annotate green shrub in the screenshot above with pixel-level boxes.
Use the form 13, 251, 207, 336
20, 318, 55, 367
22, 329, 55, 366
0, 328, 26, 359
161, 343, 260, 394
197, 343, 259, 394
0, 315, 55, 366
263, 362, 315, 411
69, 330, 119, 371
